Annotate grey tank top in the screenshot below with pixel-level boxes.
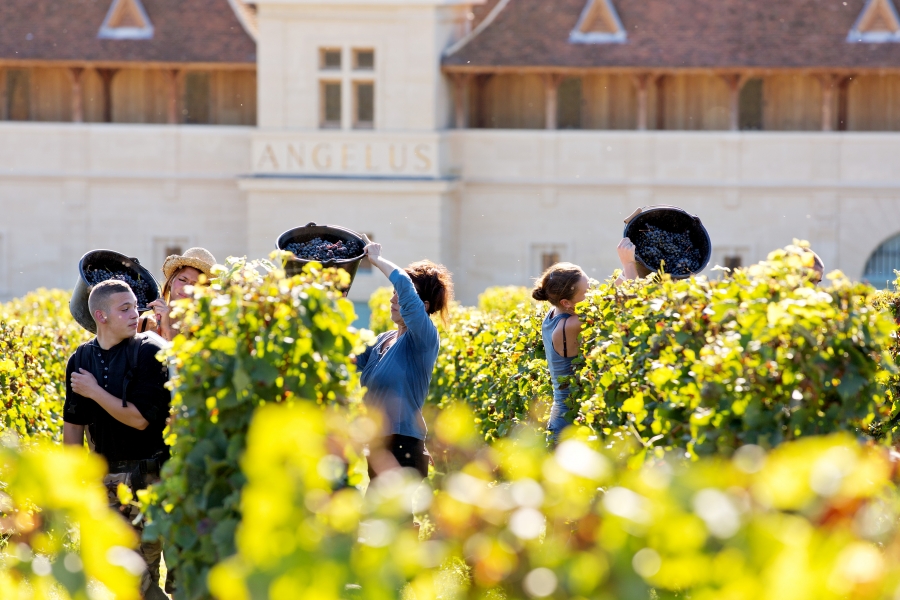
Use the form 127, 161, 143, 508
542, 309, 576, 402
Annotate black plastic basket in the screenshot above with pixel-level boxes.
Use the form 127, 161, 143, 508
69, 250, 161, 333
623, 206, 712, 279
276, 222, 366, 291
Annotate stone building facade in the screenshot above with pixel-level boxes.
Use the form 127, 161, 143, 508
1, 0, 900, 306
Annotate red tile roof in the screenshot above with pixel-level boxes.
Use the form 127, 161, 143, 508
0, 0, 256, 65
444, 0, 900, 70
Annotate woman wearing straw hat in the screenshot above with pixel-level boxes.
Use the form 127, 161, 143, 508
142, 247, 217, 341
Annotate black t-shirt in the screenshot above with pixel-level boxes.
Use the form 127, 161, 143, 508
64, 334, 170, 462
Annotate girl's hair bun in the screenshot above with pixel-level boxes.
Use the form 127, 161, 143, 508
531, 263, 584, 306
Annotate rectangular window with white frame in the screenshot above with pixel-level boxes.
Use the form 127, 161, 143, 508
318, 46, 376, 130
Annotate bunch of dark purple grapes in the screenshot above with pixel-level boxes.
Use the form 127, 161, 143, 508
285, 237, 363, 262
636, 225, 702, 276
85, 269, 151, 307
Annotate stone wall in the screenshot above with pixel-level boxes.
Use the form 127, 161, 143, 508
0, 122, 251, 299
1, 122, 899, 305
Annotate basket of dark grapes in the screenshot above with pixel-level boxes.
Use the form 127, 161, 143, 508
277, 222, 367, 291
623, 206, 711, 279
68, 249, 161, 333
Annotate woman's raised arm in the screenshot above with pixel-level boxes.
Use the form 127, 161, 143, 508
363, 236, 401, 280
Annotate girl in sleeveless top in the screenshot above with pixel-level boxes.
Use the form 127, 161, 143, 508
532, 239, 638, 441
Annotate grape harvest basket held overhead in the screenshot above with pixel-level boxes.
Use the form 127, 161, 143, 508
624, 205, 712, 279
69, 249, 161, 334
277, 222, 367, 292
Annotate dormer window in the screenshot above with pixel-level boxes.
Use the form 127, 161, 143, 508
569, 0, 627, 44
97, 0, 154, 40
847, 0, 900, 42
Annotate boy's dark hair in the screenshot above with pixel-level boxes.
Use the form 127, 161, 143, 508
88, 280, 134, 323
406, 260, 454, 323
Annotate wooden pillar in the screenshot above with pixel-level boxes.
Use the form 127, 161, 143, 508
655, 75, 666, 130
817, 74, 837, 132
543, 74, 564, 130
67, 68, 84, 123
837, 76, 853, 132
164, 69, 180, 124
631, 74, 652, 130
0, 68, 8, 121
449, 73, 471, 129
96, 68, 118, 123
473, 74, 493, 129
721, 74, 747, 132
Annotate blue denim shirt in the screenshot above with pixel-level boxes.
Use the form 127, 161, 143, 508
357, 269, 439, 440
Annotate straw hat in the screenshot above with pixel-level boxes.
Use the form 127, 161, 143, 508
162, 247, 217, 281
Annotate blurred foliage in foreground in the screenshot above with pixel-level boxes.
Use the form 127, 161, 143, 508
0, 440, 140, 599
211, 401, 900, 600
142, 256, 362, 599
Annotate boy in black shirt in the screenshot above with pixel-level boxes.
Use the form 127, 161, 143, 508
63, 280, 170, 600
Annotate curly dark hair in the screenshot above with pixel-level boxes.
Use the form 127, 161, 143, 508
405, 260, 454, 323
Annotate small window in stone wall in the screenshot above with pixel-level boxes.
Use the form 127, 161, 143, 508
532, 243, 567, 277
713, 247, 751, 276
739, 78, 764, 131
724, 255, 743, 270
354, 50, 375, 71
154, 236, 190, 276
557, 77, 583, 129
321, 81, 342, 128
184, 72, 210, 124
354, 82, 374, 129
321, 49, 342, 70
6, 69, 31, 121
542, 251, 561, 272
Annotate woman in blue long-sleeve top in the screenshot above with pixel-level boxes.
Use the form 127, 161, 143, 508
356, 236, 453, 479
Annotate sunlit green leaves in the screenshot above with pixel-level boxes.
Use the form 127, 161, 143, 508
573, 243, 897, 458
0, 290, 91, 443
